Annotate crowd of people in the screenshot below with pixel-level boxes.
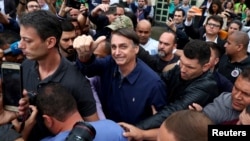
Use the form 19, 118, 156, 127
0, 0, 250, 141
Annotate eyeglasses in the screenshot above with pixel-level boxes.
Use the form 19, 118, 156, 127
27, 5, 40, 8
206, 23, 220, 28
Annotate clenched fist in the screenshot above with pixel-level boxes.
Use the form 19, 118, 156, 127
73, 35, 106, 62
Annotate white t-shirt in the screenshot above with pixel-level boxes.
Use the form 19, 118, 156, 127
140, 38, 159, 55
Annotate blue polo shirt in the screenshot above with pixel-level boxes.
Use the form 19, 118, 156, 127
77, 55, 167, 124
41, 119, 127, 141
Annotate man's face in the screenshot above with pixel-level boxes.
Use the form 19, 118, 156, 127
183, 0, 189, 5
208, 48, 219, 69
205, 19, 221, 36
26, 1, 41, 13
179, 55, 206, 80
111, 34, 139, 67
115, 7, 125, 17
82, 19, 90, 35
231, 76, 250, 112
158, 32, 176, 58
19, 26, 49, 60
59, 30, 76, 57
138, 0, 146, 8
173, 11, 185, 24
69, 8, 80, 19
224, 34, 239, 56
136, 24, 151, 45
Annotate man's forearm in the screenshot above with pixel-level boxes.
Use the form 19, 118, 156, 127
141, 128, 159, 140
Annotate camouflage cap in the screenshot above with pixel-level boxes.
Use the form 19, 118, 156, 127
106, 15, 134, 31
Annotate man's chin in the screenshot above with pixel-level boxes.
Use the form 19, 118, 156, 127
66, 49, 75, 54
232, 102, 244, 111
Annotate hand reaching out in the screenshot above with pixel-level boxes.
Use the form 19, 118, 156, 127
188, 103, 203, 112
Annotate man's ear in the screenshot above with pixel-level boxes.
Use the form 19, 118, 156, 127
202, 63, 210, 72
135, 45, 139, 54
237, 44, 244, 52
214, 57, 219, 66
42, 115, 53, 128
46, 37, 57, 49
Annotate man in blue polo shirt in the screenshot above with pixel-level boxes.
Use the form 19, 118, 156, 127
74, 28, 167, 125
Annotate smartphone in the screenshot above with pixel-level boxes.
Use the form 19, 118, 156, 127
66, 0, 81, 9
1, 62, 23, 112
105, 6, 117, 15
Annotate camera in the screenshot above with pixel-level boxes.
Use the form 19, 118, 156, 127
66, 0, 82, 9
65, 121, 96, 141
225, 11, 240, 19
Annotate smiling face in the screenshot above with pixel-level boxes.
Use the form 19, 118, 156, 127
111, 34, 139, 68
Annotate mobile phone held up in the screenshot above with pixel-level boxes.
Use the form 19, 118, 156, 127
1, 62, 23, 112
66, 0, 81, 9
106, 6, 117, 15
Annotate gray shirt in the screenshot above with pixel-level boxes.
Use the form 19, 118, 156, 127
203, 92, 240, 124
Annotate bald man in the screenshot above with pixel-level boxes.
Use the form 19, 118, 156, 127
136, 19, 158, 55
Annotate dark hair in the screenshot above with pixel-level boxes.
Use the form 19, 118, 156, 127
206, 15, 223, 29
240, 67, 250, 82
228, 19, 243, 30
206, 41, 221, 58
25, 0, 40, 9
36, 83, 77, 122
20, 10, 62, 48
112, 28, 140, 45
223, 1, 234, 10
163, 110, 214, 141
61, 20, 75, 32
0, 30, 20, 44
174, 8, 186, 17
208, 0, 223, 15
183, 39, 211, 65
111, 3, 125, 8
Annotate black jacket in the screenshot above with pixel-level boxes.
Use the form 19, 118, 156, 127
166, 23, 190, 49
136, 65, 219, 129
4, 0, 17, 19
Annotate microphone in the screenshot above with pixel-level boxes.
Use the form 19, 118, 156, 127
4, 41, 22, 55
